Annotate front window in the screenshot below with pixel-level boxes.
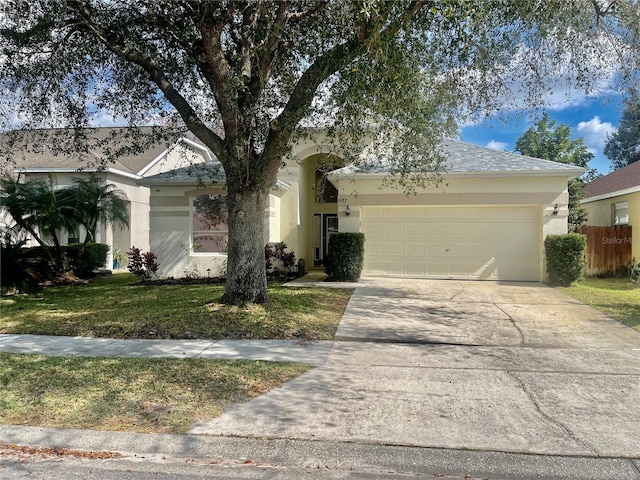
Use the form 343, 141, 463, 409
315, 170, 338, 203
613, 202, 629, 225
192, 194, 228, 253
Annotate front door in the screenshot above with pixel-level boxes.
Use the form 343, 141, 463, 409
313, 213, 338, 265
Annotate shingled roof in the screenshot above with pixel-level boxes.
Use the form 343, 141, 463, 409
329, 140, 585, 177
584, 161, 640, 200
1, 127, 180, 176
137, 161, 226, 186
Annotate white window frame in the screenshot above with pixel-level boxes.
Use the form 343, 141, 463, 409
613, 201, 629, 226
191, 195, 228, 255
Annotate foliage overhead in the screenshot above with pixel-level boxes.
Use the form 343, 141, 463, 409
514, 113, 594, 231
2, 1, 636, 177
604, 94, 640, 170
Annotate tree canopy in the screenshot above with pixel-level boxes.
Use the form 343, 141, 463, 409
514, 113, 594, 231
604, 94, 640, 170
2, 0, 638, 304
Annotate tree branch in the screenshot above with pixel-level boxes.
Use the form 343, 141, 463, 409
260, 0, 430, 177
287, 1, 329, 22
64, 2, 227, 161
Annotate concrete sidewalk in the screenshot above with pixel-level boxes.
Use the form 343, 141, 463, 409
0, 334, 333, 365
2, 424, 640, 480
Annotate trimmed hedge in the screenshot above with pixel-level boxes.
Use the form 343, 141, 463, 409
1, 243, 109, 290
65, 243, 109, 276
325, 232, 365, 281
544, 233, 586, 286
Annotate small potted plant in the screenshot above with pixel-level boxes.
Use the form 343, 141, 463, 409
112, 247, 127, 270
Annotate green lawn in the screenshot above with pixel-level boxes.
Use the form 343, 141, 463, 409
558, 277, 640, 332
0, 274, 350, 434
0, 273, 352, 340
0, 353, 308, 434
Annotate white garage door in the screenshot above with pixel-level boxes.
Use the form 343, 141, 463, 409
361, 206, 540, 281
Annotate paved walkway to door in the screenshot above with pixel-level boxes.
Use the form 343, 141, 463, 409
190, 278, 640, 458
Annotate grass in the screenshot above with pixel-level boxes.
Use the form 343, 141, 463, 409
0, 353, 309, 434
558, 277, 640, 332
0, 273, 352, 340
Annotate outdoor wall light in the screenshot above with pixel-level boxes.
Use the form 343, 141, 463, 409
345, 205, 351, 216
553, 204, 559, 215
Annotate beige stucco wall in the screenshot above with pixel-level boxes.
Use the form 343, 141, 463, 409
278, 178, 301, 258
583, 191, 640, 260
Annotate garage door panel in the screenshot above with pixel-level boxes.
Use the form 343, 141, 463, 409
361, 206, 539, 281
427, 244, 448, 257
468, 225, 492, 240
448, 225, 469, 239
426, 262, 448, 276
447, 245, 469, 257
405, 225, 425, 238
405, 208, 426, 220
365, 243, 384, 256
364, 224, 385, 238
428, 225, 447, 238
406, 244, 426, 256
385, 226, 404, 238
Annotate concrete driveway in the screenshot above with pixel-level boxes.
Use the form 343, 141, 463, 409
190, 278, 640, 458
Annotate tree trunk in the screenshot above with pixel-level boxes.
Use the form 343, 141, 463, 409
221, 184, 268, 305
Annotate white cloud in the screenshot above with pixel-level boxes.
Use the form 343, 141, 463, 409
577, 116, 616, 149
486, 140, 508, 151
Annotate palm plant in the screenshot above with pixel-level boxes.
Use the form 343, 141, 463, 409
0, 175, 80, 271
0, 176, 48, 247
69, 175, 129, 245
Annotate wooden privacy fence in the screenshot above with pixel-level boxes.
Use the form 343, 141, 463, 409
577, 225, 633, 276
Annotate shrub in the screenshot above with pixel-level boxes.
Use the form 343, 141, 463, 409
325, 232, 365, 281
265, 242, 296, 274
127, 246, 160, 280
0, 230, 42, 293
544, 233, 586, 286
65, 243, 109, 277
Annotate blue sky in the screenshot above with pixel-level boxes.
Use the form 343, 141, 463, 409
460, 94, 622, 175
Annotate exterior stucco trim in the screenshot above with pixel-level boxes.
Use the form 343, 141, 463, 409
15, 167, 140, 180
150, 211, 190, 217
136, 138, 214, 177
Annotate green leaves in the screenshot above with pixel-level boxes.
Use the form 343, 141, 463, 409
514, 112, 593, 231
604, 95, 640, 170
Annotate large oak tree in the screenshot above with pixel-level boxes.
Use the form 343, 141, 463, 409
1, 1, 638, 304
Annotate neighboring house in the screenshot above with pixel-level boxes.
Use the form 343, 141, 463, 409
581, 161, 640, 260
139, 136, 583, 282
0, 127, 212, 269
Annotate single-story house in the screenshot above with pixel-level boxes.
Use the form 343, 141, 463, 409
581, 161, 640, 260
138, 135, 583, 282
0, 127, 211, 268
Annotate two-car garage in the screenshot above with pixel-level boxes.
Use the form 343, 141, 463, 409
361, 206, 540, 281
